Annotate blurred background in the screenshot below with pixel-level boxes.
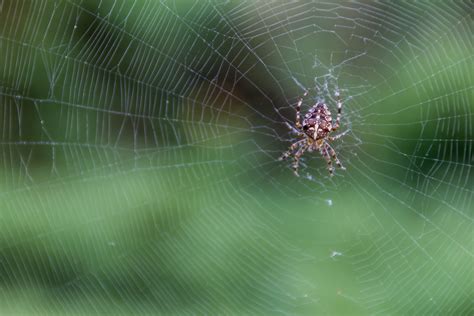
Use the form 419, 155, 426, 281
0, 0, 472, 315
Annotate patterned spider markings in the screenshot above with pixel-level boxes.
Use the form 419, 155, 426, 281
279, 90, 346, 177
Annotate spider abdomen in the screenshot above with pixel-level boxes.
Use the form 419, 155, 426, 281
302, 103, 333, 139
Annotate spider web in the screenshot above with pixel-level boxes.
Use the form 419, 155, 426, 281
0, 0, 473, 314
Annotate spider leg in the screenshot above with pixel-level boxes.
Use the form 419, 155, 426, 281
285, 122, 305, 137
292, 144, 308, 177
325, 142, 346, 170
295, 90, 309, 129
320, 145, 334, 177
279, 139, 305, 161
328, 129, 349, 142
332, 91, 342, 131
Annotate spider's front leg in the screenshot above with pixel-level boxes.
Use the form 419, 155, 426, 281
325, 142, 346, 171
292, 144, 308, 177
278, 139, 305, 161
320, 146, 334, 176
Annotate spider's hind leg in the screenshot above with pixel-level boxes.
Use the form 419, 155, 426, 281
328, 129, 349, 142
285, 122, 305, 137
295, 90, 309, 129
332, 91, 343, 131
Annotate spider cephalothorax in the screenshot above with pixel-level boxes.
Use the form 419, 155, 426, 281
279, 90, 346, 177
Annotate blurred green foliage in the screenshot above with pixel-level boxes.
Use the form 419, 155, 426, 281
0, 1, 472, 315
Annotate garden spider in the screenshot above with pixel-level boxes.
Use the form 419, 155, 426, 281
279, 89, 346, 177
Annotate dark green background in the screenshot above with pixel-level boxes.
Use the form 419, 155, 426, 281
0, 1, 472, 315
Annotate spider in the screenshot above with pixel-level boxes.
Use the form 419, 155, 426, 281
279, 89, 346, 177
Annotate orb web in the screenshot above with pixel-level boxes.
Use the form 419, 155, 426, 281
0, 1, 472, 314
